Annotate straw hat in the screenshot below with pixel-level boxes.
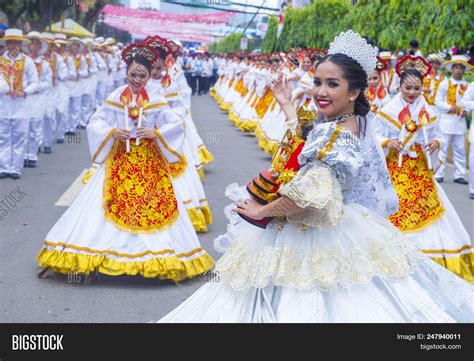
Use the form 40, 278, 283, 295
24, 31, 49, 55
0, 28, 28, 42
444, 54, 472, 72
379, 51, 395, 60
68, 37, 85, 52
54, 33, 68, 45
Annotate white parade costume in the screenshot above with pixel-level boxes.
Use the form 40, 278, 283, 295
36, 85, 214, 279
434, 76, 470, 180
374, 93, 473, 283
459, 83, 474, 195
159, 119, 474, 322
0, 44, 39, 176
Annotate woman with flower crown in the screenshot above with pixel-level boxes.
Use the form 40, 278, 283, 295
144, 35, 213, 233
373, 55, 473, 284
157, 31, 473, 323
365, 57, 391, 120
36, 41, 214, 280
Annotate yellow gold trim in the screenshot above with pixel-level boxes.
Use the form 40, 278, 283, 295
104, 100, 124, 110
378, 111, 401, 130
92, 128, 115, 163
144, 102, 168, 111
165, 93, 179, 98
43, 240, 204, 259
153, 129, 183, 163
37, 245, 215, 281
318, 125, 342, 161
421, 245, 474, 255
381, 139, 391, 148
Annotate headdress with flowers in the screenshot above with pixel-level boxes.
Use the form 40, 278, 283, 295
121, 41, 159, 65
395, 55, 431, 78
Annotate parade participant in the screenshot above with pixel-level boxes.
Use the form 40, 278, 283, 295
158, 31, 474, 323
165, 39, 214, 179
79, 38, 98, 129
53, 33, 74, 143
36, 41, 214, 280
41, 32, 69, 154
365, 57, 391, 120
23, 31, 52, 168
93, 37, 108, 107
459, 83, 474, 199
423, 53, 445, 108
379, 51, 398, 94
0, 29, 39, 179
145, 35, 212, 232
374, 55, 473, 283
66, 37, 88, 134
408, 39, 423, 57
434, 55, 471, 184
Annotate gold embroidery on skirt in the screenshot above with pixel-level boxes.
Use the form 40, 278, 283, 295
387, 144, 445, 233
103, 139, 179, 234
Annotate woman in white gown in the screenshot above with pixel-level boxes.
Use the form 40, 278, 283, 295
158, 31, 473, 323
36, 41, 214, 280
373, 57, 473, 283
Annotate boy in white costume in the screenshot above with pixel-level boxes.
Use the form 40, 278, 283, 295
0, 29, 39, 179
24, 31, 52, 168
434, 55, 471, 184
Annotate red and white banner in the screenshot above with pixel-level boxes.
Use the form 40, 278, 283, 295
101, 4, 234, 43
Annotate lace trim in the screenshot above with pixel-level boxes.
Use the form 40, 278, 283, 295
215, 234, 423, 291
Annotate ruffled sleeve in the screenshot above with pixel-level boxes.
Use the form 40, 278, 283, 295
86, 105, 116, 164
279, 164, 344, 229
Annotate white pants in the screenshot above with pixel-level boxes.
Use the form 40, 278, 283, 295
43, 113, 57, 148
95, 82, 107, 108
25, 118, 43, 161
68, 96, 82, 132
55, 110, 68, 141
0, 118, 29, 174
435, 133, 466, 179
469, 143, 474, 194
81, 93, 94, 127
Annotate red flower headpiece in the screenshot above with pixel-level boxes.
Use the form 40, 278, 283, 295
395, 55, 431, 78
121, 42, 159, 65
143, 35, 174, 59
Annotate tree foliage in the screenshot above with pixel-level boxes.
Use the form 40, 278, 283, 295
214, 0, 473, 54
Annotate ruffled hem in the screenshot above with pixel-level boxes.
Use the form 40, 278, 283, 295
37, 247, 215, 281
254, 126, 279, 155
187, 207, 208, 233
198, 145, 215, 165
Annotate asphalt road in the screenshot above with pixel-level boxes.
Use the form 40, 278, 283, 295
0, 94, 472, 322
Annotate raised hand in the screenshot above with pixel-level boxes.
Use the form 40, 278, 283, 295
271, 73, 292, 106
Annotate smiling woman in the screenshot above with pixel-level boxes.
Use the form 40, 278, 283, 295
156, 30, 474, 323
36, 41, 214, 281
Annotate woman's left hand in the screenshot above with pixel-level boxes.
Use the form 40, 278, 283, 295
235, 199, 265, 220
426, 141, 439, 155
136, 127, 156, 139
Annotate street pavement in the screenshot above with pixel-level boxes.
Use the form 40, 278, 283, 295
0, 94, 472, 322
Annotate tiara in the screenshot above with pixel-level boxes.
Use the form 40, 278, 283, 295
328, 30, 377, 78
121, 42, 158, 64
395, 55, 431, 77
